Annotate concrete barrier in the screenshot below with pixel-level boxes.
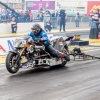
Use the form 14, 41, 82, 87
0, 22, 44, 34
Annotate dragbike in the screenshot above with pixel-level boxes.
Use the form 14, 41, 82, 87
5, 36, 73, 74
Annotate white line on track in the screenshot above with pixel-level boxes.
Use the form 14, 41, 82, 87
0, 64, 5, 66
0, 66, 6, 70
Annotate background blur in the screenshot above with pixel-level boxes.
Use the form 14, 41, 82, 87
0, 0, 100, 16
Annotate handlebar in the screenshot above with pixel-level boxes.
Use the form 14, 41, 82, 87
33, 39, 46, 45
64, 36, 74, 41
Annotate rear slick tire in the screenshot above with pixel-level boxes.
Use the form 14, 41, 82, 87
61, 61, 67, 67
6, 52, 20, 74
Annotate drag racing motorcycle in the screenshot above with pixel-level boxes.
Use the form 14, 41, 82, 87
5, 36, 72, 74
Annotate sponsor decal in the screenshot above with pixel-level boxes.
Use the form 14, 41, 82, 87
87, 1, 100, 15
0, 37, 18, 55
90, 5, 100, 13
0, 45, 6, 52
0, 34, 53, 55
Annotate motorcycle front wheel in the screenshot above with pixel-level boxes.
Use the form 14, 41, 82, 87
6, 52, 20, 74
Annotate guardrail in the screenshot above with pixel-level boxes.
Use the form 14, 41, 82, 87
0, 16, 89, 32
67, 16, 89, 22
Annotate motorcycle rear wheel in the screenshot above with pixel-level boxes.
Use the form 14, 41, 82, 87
61, 61, 67, 67
6, 52, 20, 74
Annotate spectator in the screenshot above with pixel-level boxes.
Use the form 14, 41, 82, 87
37, 12, 43, 22
11, 17, 17, 33
56, 11, 59, 17
89, 11, 94, 26
75, 12, 80, 27
92, 11, 99, 21
51, 11, 55, 17
44, 11, 50, 17
59, 10, 66, 32
29, 10, 33, 22
24, 11, 30, 22
89, 11, 94, 17
89, 10, 100, 39
1, 8, 6, 20
45, 20, 52, 32
47, 10, 51, 16
20, 11, 24, 22
6, 9, 12, 22
44, 11, 50, 28
90, 11, 99, 34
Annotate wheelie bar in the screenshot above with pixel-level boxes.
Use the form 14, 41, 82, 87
83, 54, 100, 60
69, 52, 100, 60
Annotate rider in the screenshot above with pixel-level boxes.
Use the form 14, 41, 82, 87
27, 23, 70, 62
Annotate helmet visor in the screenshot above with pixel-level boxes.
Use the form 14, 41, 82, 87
31, 28, 40, 35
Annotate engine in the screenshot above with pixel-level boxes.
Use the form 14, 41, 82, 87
35, 45, 45, 51
26, 44, 45, 54
27, 45, 34, 53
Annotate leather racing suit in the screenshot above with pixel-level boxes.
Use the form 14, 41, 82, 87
27, 29, 70, 61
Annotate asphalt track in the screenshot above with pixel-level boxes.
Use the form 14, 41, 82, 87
0, 31, 100, 100
0, 49, 100, 100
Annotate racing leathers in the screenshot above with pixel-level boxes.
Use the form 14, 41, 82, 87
27, 29, 70, 61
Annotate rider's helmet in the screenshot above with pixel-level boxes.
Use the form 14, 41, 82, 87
31, 23, 42, 36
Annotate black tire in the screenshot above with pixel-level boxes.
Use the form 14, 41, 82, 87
61, 61, 67, 67
6, 52, 20, 74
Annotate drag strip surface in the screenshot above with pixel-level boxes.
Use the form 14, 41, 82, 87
0, 49, 100, 100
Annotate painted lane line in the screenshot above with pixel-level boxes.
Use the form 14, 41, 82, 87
84, 48, 100, 52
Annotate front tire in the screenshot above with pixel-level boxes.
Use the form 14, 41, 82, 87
6, 52, 20, 74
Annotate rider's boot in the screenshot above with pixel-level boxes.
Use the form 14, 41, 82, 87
57, 51, 70, 61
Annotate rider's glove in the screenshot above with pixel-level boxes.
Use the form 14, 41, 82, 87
40, 38, 45, 42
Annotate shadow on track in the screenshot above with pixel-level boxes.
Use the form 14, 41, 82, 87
9, 65, 69, 78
